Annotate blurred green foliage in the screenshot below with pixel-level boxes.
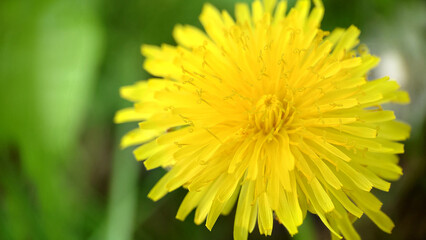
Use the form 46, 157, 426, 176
0, 0, 425, 239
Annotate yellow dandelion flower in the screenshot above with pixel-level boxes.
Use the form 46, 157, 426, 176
115, 0, 410, 239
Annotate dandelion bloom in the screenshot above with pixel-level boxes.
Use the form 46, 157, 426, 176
115, 0, 410, 239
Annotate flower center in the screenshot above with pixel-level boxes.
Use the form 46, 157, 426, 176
252, 94, 285, 133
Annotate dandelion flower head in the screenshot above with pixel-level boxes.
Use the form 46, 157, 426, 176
115, 0, 410, 239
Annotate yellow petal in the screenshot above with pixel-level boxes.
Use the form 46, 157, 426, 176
233, 181, 254, 240
114, 108, 150, 123
311, 178, 334, 213
120, 128, 161, 149
235, 3, 252, 25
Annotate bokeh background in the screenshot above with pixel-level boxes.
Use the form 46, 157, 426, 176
0, 0, 425, 239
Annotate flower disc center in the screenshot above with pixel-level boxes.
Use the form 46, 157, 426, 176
253, 94, 285, 133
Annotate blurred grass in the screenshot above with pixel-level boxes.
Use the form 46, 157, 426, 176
0, 0, 425, 240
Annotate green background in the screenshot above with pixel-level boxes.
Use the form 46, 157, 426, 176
0, 0, 425, 239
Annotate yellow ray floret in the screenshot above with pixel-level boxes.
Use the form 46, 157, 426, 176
115, 0, 410, 239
